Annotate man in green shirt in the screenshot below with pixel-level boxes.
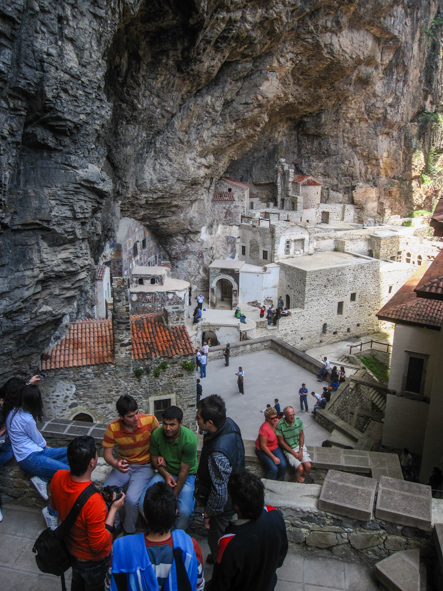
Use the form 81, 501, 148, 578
276, 406, 312, 483
138, 406, 198, 530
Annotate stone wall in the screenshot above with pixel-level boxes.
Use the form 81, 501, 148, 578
39, 355, 197, 429
239, 224, 274, 265
328, 382, 374, 432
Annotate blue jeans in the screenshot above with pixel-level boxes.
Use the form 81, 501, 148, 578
19, 447, 69, 481
300, 395, 308, 412
200, 364, 206, 378
139, 473, 196, 530
256, 447, 287, 481
0, 437, 14, 468
71, 552, 111, 591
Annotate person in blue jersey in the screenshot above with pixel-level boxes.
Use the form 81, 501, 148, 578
109, 481, 204, 591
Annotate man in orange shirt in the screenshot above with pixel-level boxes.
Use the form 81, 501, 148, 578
102, 395, 159, 535
50, 435, 125, 591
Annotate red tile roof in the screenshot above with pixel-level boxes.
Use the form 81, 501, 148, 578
221, 177, 250, 190
377, 263, 443, 329
131, 316, 195, 360
41, 319, 114, 370
293, 174, 322, 186
414, 249, 443, 300
41, 315, 195, 370
96, 266, 107, 281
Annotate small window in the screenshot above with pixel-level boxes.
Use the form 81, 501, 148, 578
397, 251, 402, 262
285, 295, 290, 308
388, 285, 393, 294
262, 250, 268, 260
284, 240, 291, 255
150, 277, 156, 285
406, 252, 411, 264
142, 238, 147, 249
347, 328, 350, 333
350, 293, 356, 302
153, 398, 172, 422
322, 323, 327, 334
72, 413, 94, 423
138, 278, 144, 285
133, 243, 138, 257
149, 394, 176, 422
228, 188, 232, 192
417, 255, 422, 266
337, 301, 343, 315
241, 245, 246, 256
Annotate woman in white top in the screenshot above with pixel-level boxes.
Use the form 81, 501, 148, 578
5, 385, 69, 510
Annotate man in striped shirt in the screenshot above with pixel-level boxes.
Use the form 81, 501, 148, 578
102, 395, 159, 534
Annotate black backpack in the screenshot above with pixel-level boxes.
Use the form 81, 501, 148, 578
33, 483, 98, 590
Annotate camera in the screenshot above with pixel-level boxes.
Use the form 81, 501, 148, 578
101, 485, 124, 508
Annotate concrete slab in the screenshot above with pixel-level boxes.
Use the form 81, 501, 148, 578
432, 498, 443, 525
374, 549, 420, 591
311, 447, 344, 470
264, 480, 321, 512
304, 555, 345, 587
375, 476, 432, 531
319, 470, 377, 521
342, 451, 371, 473
327, 429, 356, 449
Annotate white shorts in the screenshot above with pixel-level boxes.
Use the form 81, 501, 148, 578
284, 445, 311, 469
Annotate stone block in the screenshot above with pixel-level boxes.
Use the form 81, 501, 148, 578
375, 476, 432, 531
375, 549, 420, 591
342, 451, 371, 473
312, 447, 344, 470
385, 536, 407, 552
349, 531, 385, 550
305, 531, 338, 548
327, 429, 356, 449
318, 470, 377, 521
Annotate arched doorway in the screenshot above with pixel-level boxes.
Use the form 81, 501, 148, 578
203, 331, 219, 346
215, 278, 233, 309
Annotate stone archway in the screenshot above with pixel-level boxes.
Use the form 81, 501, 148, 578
210, 274, 238, 309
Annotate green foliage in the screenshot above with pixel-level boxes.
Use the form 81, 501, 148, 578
182, 360, 196, 372
158, 361, 169, 370
133, 367, 144, 379
415, 111, 443, 124
360, 355, 390, 385
405, 210, 432, 218
153, 366, 161, 378
402, 220, 413, 227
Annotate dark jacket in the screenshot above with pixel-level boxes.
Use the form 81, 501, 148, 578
196, 417, 245, 509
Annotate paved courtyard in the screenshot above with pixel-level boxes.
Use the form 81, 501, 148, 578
0, 504, 379, 591
203, 348, 330, 444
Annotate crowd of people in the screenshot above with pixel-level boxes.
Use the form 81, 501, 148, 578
0, 379, 288, 591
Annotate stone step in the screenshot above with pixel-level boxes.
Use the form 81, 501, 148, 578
374, 549, 420, 591
326, 429, 356, 449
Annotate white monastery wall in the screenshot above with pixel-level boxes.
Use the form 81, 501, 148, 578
388, 323, 440, 401
301, 185, 321, 208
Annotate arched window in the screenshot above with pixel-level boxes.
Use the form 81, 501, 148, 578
138, 278, 144, 285
72, 413, 94, 423
150, 277, 156, 285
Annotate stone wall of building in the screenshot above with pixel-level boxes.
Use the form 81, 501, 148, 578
239, 224, 274, 265
212, 180, 247, 225
275, 258, 382, 350
39, 355, 197, 430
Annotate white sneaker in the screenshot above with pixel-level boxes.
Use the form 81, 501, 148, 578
42, 506, 58, 530
31, 476, 49, 500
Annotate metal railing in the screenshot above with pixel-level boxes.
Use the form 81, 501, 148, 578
349, 340, 392, 355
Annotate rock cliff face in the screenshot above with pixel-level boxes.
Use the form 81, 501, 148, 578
0, 0, 442, 376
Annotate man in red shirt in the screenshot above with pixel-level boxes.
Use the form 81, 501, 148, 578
102, 395, 159, 535
50, 435, 125, 591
